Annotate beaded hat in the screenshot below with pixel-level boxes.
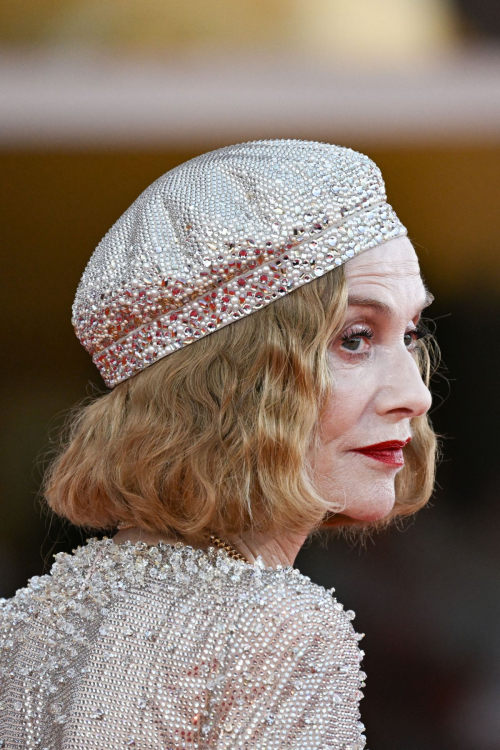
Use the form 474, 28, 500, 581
73, 139, 407, 388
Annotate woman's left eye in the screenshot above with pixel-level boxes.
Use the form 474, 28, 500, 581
339, 327, 373, 354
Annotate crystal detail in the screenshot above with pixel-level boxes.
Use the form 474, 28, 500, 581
0, 537, 367, 749
71, 139, 407, 388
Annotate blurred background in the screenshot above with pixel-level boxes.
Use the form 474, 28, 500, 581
1, 0, 499, 747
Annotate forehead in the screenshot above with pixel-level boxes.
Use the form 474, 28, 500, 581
344, 236, 426, 308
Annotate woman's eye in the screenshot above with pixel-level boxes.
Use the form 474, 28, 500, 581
339, 324, 427, 355
339, 327, 373, 354
342, 337, 364, 352
404, 323, 429, 348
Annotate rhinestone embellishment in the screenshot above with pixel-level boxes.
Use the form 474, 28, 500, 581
1, 538, 368, 748
72, 139, 407, 387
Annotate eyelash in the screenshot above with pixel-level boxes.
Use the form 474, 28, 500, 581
339, 322, 430, 356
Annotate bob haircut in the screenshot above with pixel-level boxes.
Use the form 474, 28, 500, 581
43, 264, 438, 545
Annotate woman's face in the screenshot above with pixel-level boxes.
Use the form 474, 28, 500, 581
309, 235, 433, 521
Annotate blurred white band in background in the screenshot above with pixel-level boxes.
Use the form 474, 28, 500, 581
1, 47, 499, 147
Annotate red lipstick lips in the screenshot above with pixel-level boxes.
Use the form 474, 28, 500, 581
351, 438, 411, 466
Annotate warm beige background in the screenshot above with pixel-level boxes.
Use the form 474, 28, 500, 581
1, 0, 457, 57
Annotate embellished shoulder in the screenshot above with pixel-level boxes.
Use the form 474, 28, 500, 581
198, 554, 367, 748
0, 538, 367, 749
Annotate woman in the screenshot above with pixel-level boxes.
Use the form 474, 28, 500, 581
0, 140, 437, 749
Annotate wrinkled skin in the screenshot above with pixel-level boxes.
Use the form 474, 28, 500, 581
114, 235, 433, 568
308, 234, 432, 524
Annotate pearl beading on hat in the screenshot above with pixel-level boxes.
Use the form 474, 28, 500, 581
72, 140, 407, 387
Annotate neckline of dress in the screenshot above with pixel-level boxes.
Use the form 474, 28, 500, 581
94, 536, 300, 576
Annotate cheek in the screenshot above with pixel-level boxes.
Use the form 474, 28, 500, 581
310, 363, 397, 521
318, 369, 369, 444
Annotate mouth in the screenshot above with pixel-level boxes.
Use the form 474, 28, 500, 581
350, 438, 411, 467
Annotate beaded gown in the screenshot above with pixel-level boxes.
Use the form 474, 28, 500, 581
0, 538, 368, 749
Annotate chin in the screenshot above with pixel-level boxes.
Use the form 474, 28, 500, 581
343, 494, 396, 522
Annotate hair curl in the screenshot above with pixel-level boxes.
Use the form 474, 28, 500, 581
43, 264, 439, 545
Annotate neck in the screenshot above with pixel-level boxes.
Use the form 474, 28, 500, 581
112, 527, 309, 569
225, 529, 309, 568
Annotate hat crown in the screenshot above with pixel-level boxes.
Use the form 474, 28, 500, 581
73, 140, 406, 387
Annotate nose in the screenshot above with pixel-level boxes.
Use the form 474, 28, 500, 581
374, 346, 432, 420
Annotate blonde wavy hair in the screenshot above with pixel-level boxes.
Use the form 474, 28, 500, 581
43, 265, 439, 545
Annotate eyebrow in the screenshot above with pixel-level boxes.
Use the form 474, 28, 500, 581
347, 286, 434, 317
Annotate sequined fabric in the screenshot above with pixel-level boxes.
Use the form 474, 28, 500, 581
0, 538, 368, 749
72, 139, 407, 387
